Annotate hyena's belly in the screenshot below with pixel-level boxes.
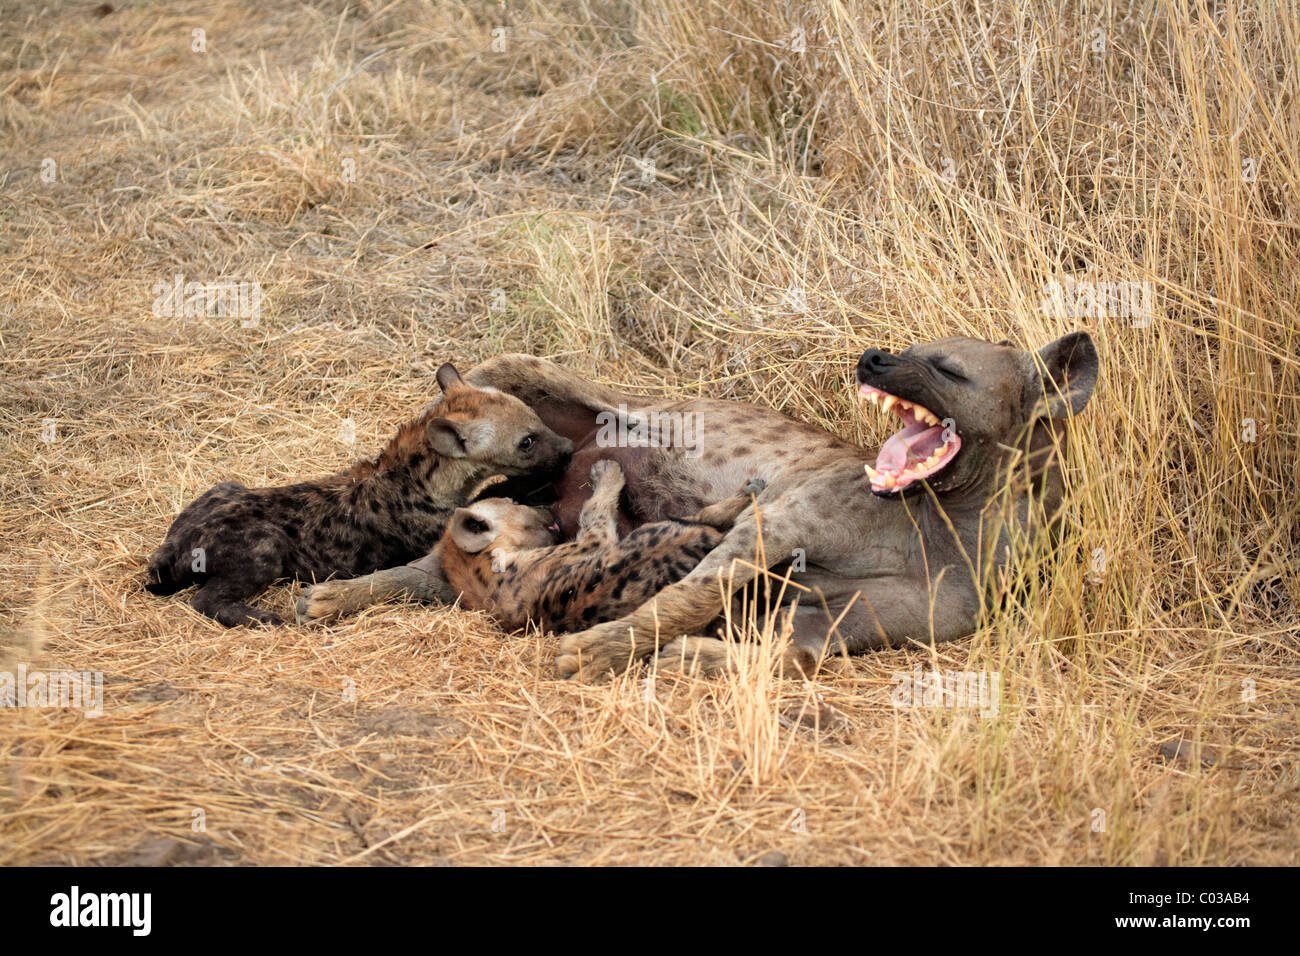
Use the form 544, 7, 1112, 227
550, 444, 658, 538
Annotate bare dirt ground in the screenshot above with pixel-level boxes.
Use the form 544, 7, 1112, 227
1, 0, 1296, 865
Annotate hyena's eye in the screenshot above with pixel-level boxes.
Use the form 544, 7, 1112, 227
518, 434, 536, 451
562, 587, 576, 603
933, 361, 968, 382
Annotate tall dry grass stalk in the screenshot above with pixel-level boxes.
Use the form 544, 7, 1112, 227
0, 0, 1294, 864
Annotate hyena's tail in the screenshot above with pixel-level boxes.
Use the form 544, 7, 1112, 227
144, 540, 191, 594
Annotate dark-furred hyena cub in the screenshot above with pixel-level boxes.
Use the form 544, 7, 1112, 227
437, 460, 763, 633
145, 365, 573, 627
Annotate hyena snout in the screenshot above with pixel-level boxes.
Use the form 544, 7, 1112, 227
541, 434, 574, 475
856, 348, 898, 379
495, 432, 572, 480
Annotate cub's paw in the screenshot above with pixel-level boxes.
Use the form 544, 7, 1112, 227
295, 580, 357, 624
742, 478, 767, 497
588, 459, 626, 491
245, 608, 285, 628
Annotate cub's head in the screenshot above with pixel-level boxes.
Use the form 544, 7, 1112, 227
855, 332, 1098, 498
425, 364, 573, 479
443, 499, 559, 557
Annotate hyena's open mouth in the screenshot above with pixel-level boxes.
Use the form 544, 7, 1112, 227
858, 385, 962, 495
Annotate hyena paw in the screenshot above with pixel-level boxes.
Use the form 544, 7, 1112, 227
588, 459, 626, 491
656, 637, 733, 676
555, 621, 639, 681
656, 637, 816, 678
742, 478, 767, 496
295, 581, 353, 624
246, 608, 285, 627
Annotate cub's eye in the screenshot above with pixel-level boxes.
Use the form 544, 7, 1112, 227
518, 434, 535, 451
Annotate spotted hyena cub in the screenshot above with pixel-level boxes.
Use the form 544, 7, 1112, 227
438, 460, 763, 633
145, 364, 573, 627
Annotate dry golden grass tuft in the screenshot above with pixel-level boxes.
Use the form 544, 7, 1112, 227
0, 0, 1296, 865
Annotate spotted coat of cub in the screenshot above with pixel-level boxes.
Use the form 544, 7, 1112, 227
144, 364, 573, 627
438, 461, 763, 634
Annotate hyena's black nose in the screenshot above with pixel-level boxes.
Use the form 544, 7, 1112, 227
857, 348, 896, 381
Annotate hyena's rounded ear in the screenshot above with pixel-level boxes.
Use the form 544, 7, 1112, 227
449, 507, 496, 554
1030, 331, 1099, 419
436, 363, 466, 393
427, 418, 466, 458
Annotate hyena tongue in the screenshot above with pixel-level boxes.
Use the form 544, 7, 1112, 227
877, 435, 909, 473
876, 421, 935, 472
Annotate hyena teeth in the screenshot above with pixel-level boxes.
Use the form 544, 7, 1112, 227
880, 395, 898, 414
864, 464, 879, 480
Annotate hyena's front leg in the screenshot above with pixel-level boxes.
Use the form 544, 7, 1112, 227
655, 636, 817, 679
653, 585, 839, 680
658, 564, 984, 677
295, 552, 456, 624
575, 460, 626, 546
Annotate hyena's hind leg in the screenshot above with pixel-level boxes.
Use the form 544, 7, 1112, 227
690, 478, 766, 531
188, 534, 288, 627
460, 354, 641, 420
575, 460, 627, 546
192, 579, 284, 627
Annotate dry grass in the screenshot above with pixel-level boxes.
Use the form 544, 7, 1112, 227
0, 0, 1296, 865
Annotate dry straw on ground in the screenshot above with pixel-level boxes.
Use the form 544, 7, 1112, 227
1, 0, 1296, 865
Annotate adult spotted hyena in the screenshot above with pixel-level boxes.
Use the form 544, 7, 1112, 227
299, 333, 1098, 681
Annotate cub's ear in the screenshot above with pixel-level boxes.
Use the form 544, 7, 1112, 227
427, 418, 466, 457
449, 507, 496, 554
436, 363, 466, 393
1029, 331, 1098, 419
